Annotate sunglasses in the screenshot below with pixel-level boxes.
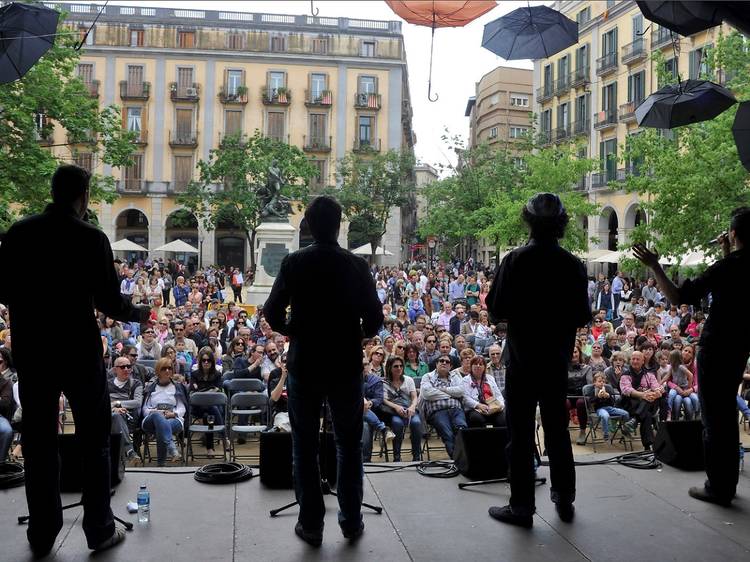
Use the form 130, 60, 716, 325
373, 351, 384, 356
128, 353, 138, 358
437, 359, 451, 364
201, 358, 212, 362
116, 364, 132, 369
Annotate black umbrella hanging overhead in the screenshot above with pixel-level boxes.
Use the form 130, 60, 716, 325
635, 79, 737, 129
635, 1, 723, 37
0, 2, 60, 84
732, 101, 750, 172
719, 2, 750, 37
481, 5, 578, 60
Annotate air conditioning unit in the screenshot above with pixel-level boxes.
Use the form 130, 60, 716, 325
186, 87, 198, 97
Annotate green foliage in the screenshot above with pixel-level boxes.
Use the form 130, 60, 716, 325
327, 149, 415, 252
622, 31, 750, 260
177, 131, 316, 268
419, 134, 598, 254
0, 13, 136, 232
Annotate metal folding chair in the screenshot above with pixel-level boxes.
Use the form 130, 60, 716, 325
187, 392, 229, 461
229, 392, 268, 462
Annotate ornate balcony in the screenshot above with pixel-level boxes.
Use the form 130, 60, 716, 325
218, 85, 248, 104
651, 27, 672, 49
169, 130, 198, 148
554, 125, 571, 142
571, 66, 590, 88
619, 101, 638, 123
84, 79, 100, 97
262, 87, 291, 105
353, 138, 381, 153
170, 82, 200, 102
573, 119, 590, 136
305, 89, 333, 107
536, 84, 553, 103
120, 81, 150, 100
596, 52, 618, 77
119, 179, 145, 193
622, 38, 647, 65
554, 74, 570, 96
303, 135, 332, 152
594, 109, 618, 130
354, 92, 381, 110
538, 130, 552, 146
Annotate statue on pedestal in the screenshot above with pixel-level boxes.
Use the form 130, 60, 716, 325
258, 160, 291, 222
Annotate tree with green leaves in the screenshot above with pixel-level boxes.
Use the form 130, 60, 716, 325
177, 131, 316, 272
0, 12, 136, 232
419, 134, 597, 256
622, 30, 750, 260
327, 149, 415, 258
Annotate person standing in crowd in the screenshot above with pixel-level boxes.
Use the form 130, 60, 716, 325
0, 165, 150, 555
486, 193, 590, 528
633, 207, 750, 506
230, 268, 244, 303
172, 276, 190, 307
264, 196, 382, 546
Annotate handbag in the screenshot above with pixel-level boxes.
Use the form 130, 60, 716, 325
484, 397, 503, 415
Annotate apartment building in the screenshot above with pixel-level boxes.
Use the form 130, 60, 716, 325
48, 2, 414, 268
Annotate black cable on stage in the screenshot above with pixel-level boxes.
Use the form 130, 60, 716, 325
415, 460, 460, 478
193, 462, 254, 484
363, 461, 422, 474
539, 450, 662, 470
0, 462, 25, 489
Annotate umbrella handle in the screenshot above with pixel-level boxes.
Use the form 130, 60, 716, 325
310, 0, 319, 17
427, 23, 439, 102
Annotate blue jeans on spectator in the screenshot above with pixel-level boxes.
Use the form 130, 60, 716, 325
190, 405, 224, 449
737, 395, 750, 417
363, 408, 386, 433
668, 389, 700, 420
428, 408, 467, 457
142, 413, 182, 466
595, 406, 629, 437
389, 413, 422, 461
0, 414, 13, 460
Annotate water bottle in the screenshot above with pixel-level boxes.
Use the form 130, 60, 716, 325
740, 444, 745, 473
137, 484, 150, 523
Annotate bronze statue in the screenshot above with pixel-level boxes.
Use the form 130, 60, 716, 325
259, 160, 291, 221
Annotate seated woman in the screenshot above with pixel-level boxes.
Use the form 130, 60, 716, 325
406, 290, 425, 323
189, 347, 225, 457
141, 358, 188, 466
664, 349, 700, 420
462, 356, 505, 428
568, 342, 592, 445
366, 345, 386, 379
404, 343, 429, 380
268, 352, 290, 431
382, 356, 422, 461
588, 342, 609, 375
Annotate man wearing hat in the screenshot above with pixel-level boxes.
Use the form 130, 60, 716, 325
486, 193, 590, 527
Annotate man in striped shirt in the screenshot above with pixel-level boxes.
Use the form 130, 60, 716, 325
420, 355, 467, 457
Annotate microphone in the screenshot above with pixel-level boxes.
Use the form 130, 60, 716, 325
707, 232, 727, 246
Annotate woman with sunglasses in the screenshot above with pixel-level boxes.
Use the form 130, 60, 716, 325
395, 307, 409, 328
588, 342, 609, 376
462, 356, 505, 428
156, 318, 172, 345
366, 345, 386, 378
189, 348, 224, 457
136, 326, 161, 360
222, 337, 249, 372
382, 356, 422, 461
141, 357, 188, 466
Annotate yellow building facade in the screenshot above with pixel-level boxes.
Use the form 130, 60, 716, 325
51, 3, 414, 268
533, 0, 729, 254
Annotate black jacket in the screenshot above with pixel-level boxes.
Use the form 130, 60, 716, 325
0, 204, 142, 379
265, 240, 382, 376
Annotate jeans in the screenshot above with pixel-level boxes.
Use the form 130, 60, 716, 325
363, 409, 385, 432
0, 414, 13, 461
736, 394, 750, 417
287, 370, 363, 534
142, 413, 182, 466
595, 406, 629, 436
667, 388, 700, 420
428, 408, 467, 457
389, 413, 423, 461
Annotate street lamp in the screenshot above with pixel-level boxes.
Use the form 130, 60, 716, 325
198, 234, 204, 269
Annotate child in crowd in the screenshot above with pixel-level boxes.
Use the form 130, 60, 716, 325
588, 373, 632, 441
665, 349, 700, 420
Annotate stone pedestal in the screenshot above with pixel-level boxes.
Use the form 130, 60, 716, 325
247, 221, 297, 306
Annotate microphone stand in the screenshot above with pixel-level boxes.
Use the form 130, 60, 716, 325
19, 489, 134, 530
269, 399, 382, 517
458, 447, 547, 490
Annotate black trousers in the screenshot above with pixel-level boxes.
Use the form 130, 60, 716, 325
231, 285, 242, 303
18, 362, 114, 549
505, 358, 575, 513
697, 346, 749, 500
162, 288, 171, 305
466, 408, 506, 428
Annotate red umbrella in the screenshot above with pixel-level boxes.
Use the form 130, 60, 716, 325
385, 1, 497, 101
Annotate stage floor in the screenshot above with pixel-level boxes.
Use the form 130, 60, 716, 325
1, 454, 749, 561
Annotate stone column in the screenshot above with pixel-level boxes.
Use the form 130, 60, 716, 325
246, 221, 297, 306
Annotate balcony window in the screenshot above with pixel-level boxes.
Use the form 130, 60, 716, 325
173, 155, 193, 193
226, 70, 243, 96
127, 107, 142, 135
124, 154, 144, 192
74, 152, 94, 173
224, 109, 242, 137
130, 29, 144, 47
270, 35, 287, 52
177, 31, 195, 49
175, 108, 195, 143
358, 115, 374, 146
576, 7, 590, 26
227, 32, 243, 50
310, 73, 327, 101
361, 41, 376, 57
310, 159, 327, 189
267, 111, 285, 142
312, 36, 329, 55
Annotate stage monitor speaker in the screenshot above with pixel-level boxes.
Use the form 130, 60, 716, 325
259, 431, 337, 489
654, 420, 705, 471
59, 433, 125, 493
453, 427, 508, 480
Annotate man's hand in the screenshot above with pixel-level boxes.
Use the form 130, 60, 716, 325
718, 232, 731, 258
632, 244, 661, 270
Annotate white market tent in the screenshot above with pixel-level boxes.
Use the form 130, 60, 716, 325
153, 239, 199, 253
351, 243, 394, 256
110, 238, 148, 252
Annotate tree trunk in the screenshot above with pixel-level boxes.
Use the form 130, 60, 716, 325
368, 236, 382, 266
246, 229, 256, 282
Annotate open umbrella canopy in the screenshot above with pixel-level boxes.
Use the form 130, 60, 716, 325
635, 79, 736, 129
679, 250, 716, 267
0, 2, 59, 84
385, 1, 496, 27
636, 1, 723, 37
481, 5, 578, 61
111, 238, 148, 252
732, 101, 750, 172
154, 239, 199, 253
351, 243, 394, 256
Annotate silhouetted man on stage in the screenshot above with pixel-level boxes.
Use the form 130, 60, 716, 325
0, 165, 149, 555
486, 193, 590, 527
633, 207, 750, 507
264, 195, 382, 546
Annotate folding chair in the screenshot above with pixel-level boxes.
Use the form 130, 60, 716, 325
136, 359, 156, 371
142, 424, 186, 465
186, 392, 229, 461
226, 378, 265, 394
582, 385, 633, 452
229, 392, 268, 462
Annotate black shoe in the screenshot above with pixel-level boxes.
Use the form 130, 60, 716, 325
29, 540, 55, 558
237, 437, 246, 445
295, 522, 323, 547
488, 505, 533, 528
688, 486, 733, 507
342, 521, 365, 541
555, 502, 575, 522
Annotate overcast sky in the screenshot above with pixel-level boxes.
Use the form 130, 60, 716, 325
85, 0, 544, 169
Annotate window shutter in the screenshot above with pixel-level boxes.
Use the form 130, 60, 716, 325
121, 107, 128, 130
373, 76, 379, 94
627, 74, 633, 102
141, 106, 148, 138
241, 69, 246, 88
